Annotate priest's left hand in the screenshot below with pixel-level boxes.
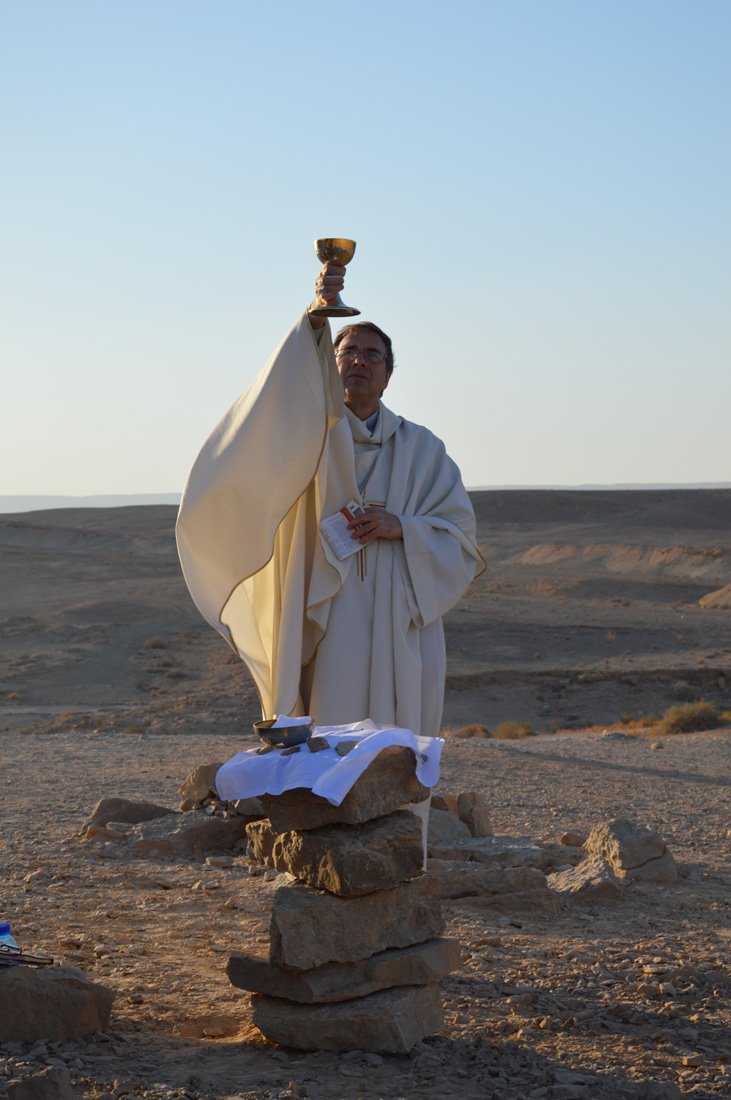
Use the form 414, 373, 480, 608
347, 506, 403, 543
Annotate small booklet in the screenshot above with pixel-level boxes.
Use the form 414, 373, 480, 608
320, 498, 366, 561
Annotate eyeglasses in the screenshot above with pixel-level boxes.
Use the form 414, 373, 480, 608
335, 343, 387, 366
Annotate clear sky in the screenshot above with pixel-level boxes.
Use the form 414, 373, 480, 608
3, 0, 729, 495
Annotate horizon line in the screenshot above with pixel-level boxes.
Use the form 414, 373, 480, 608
2, 482, 730, 515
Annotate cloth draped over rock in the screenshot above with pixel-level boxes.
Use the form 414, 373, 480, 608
215, 722, 443, 805
176, 313, 484, 735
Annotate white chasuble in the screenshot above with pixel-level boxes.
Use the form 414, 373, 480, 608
176, 313, 484, 737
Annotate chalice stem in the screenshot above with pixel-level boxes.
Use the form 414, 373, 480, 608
310, 237, 361, 318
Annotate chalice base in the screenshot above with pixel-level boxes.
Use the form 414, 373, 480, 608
310, 299, 361, 318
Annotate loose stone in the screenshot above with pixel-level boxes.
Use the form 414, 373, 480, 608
251, 984, 445, 1053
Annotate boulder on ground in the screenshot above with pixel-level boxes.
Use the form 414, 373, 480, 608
548, 855, 625, 902
82, 796, 175, 832
261, 746, 429, 832
427, 859, 552, 909
246, 811, 423, 896
585, 818, 678, 884
228, 937, 460, 1003
251, 983, 444, 1053
456, 791, 493, 837
627, 847, 678, 885
429, 834, 546, 869
7, 1066, 78, 1100
178, 761, 224, 811
427, 808, 471, 848
269, 875, 443, 970
0, 965, 113, 1041
126, 810, 246, 859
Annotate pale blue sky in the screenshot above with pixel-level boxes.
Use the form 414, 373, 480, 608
3, 0, 729, 495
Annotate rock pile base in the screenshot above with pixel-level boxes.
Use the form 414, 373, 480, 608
228, 936, 460, 1003
228, 748, 458, 1052
250, 983, 445, 1054
246, 809, 424, 896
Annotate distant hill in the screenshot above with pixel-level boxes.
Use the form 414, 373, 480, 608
2, 485, 730, 514
0, 494, 181, 514
1, 489, 729, 727
469, 483, 731, 492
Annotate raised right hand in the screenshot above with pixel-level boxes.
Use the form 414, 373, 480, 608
308, 263, 346, 327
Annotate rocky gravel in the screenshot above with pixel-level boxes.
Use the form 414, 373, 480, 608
1, 718, 729, 1098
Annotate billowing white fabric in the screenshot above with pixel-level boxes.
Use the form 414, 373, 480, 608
215, 721, 443, 805
176, 313, 484, 735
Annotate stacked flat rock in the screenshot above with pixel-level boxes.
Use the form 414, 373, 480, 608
228, 745, 459, 1053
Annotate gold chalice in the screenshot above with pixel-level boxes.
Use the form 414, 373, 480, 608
310, 237, 361, 317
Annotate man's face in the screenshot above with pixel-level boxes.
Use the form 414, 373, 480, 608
335, 329, 390, 412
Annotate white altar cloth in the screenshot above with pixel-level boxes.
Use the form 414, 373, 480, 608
215, 720, 443, 806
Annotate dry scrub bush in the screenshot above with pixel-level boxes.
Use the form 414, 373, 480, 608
672, 680, 698, 701
657, 701, 720, 735
143, 636, 168, 650
493, 721, 534, 740
443, 723, 490, 739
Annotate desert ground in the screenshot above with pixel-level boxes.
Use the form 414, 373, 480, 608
1, 490, 730, 1099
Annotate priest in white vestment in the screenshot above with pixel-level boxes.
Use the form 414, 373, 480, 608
176, 262, 484, 738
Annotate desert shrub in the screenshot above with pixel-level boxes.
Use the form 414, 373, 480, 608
657, 701, 720, 735
143, 636, 168, 650
672, 680, 698, 701
493, 720, 534, 740
722, 710, 731, 724
443, 723, 490, 739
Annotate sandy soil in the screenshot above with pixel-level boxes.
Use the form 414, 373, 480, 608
1, 491, 730, 1099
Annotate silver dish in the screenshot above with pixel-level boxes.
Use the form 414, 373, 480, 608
254, 718, 313, 748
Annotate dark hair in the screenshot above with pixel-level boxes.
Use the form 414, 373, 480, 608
333, 322, 395, 377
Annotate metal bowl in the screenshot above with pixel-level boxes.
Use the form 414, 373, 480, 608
253, 718, 313, 748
